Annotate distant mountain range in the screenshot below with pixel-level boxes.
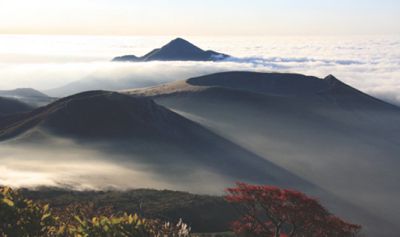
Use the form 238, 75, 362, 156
112, 38, 230, 62
1, 71, 399, 236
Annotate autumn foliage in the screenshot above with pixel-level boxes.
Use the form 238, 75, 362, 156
1, 184, 362, 236
225, 183, 361, 237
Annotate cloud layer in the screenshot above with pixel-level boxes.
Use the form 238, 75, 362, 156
0, 35, 399, 104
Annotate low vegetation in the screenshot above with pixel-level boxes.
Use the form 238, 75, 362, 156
1, 184, 361, 236
20, 188, 237, 233
1, 186, 190, 237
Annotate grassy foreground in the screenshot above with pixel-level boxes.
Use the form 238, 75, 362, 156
20, 187, 238, 233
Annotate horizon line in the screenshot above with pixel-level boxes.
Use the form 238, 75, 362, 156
0, 33, 398, 38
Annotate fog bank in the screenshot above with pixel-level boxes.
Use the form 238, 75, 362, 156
0, 140, 232, 194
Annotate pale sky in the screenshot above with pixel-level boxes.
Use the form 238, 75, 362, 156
0, 0, 399, 36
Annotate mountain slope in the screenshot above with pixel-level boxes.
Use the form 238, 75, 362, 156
124, 71, 400, 236
0, 88, 55, 107
0, 96, 32, 117
0, 90, 315, 193
112, 38, 229, 62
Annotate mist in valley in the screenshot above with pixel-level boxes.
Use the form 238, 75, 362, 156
0, 138, 233, 194
150, 84, 400, 235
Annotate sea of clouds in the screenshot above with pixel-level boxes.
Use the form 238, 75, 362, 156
0, 35, 399, 104
0, 35, 399, 194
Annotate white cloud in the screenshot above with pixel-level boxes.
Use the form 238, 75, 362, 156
0, 35, 399, 105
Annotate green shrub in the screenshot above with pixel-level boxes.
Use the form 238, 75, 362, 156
64, 214, 191, 237
0, 186, 191, 237
68, 213, 150, 237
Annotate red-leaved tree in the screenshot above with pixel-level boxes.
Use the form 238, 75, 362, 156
225, 182, 361, 237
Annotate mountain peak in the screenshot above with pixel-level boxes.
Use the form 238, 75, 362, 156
170, 37, 191, 44
158, 37, 203, 53
162, 37, 202, 51
323, 74, 346, 88
324, 74, 337, 80
324, 74, 341, 83
112, 38, 229, 62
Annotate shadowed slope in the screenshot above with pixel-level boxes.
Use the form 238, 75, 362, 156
0, 90, 315, 192
0, 96, 32, 117
124, 71, 400, 236
186, 71, 400, 109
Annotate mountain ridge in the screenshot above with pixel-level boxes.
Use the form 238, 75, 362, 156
126, 71, 399, 110
123, 71, 400, 236
0, 89, 315, 190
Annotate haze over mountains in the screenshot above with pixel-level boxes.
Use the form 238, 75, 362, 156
45, 38, 230, 97
112, 38, 230, 62
125, 71, 400, 236
0, 88, 55, 107
1, 71, 399, 236
0, 36, 399, 236
0, 90, 311, 192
